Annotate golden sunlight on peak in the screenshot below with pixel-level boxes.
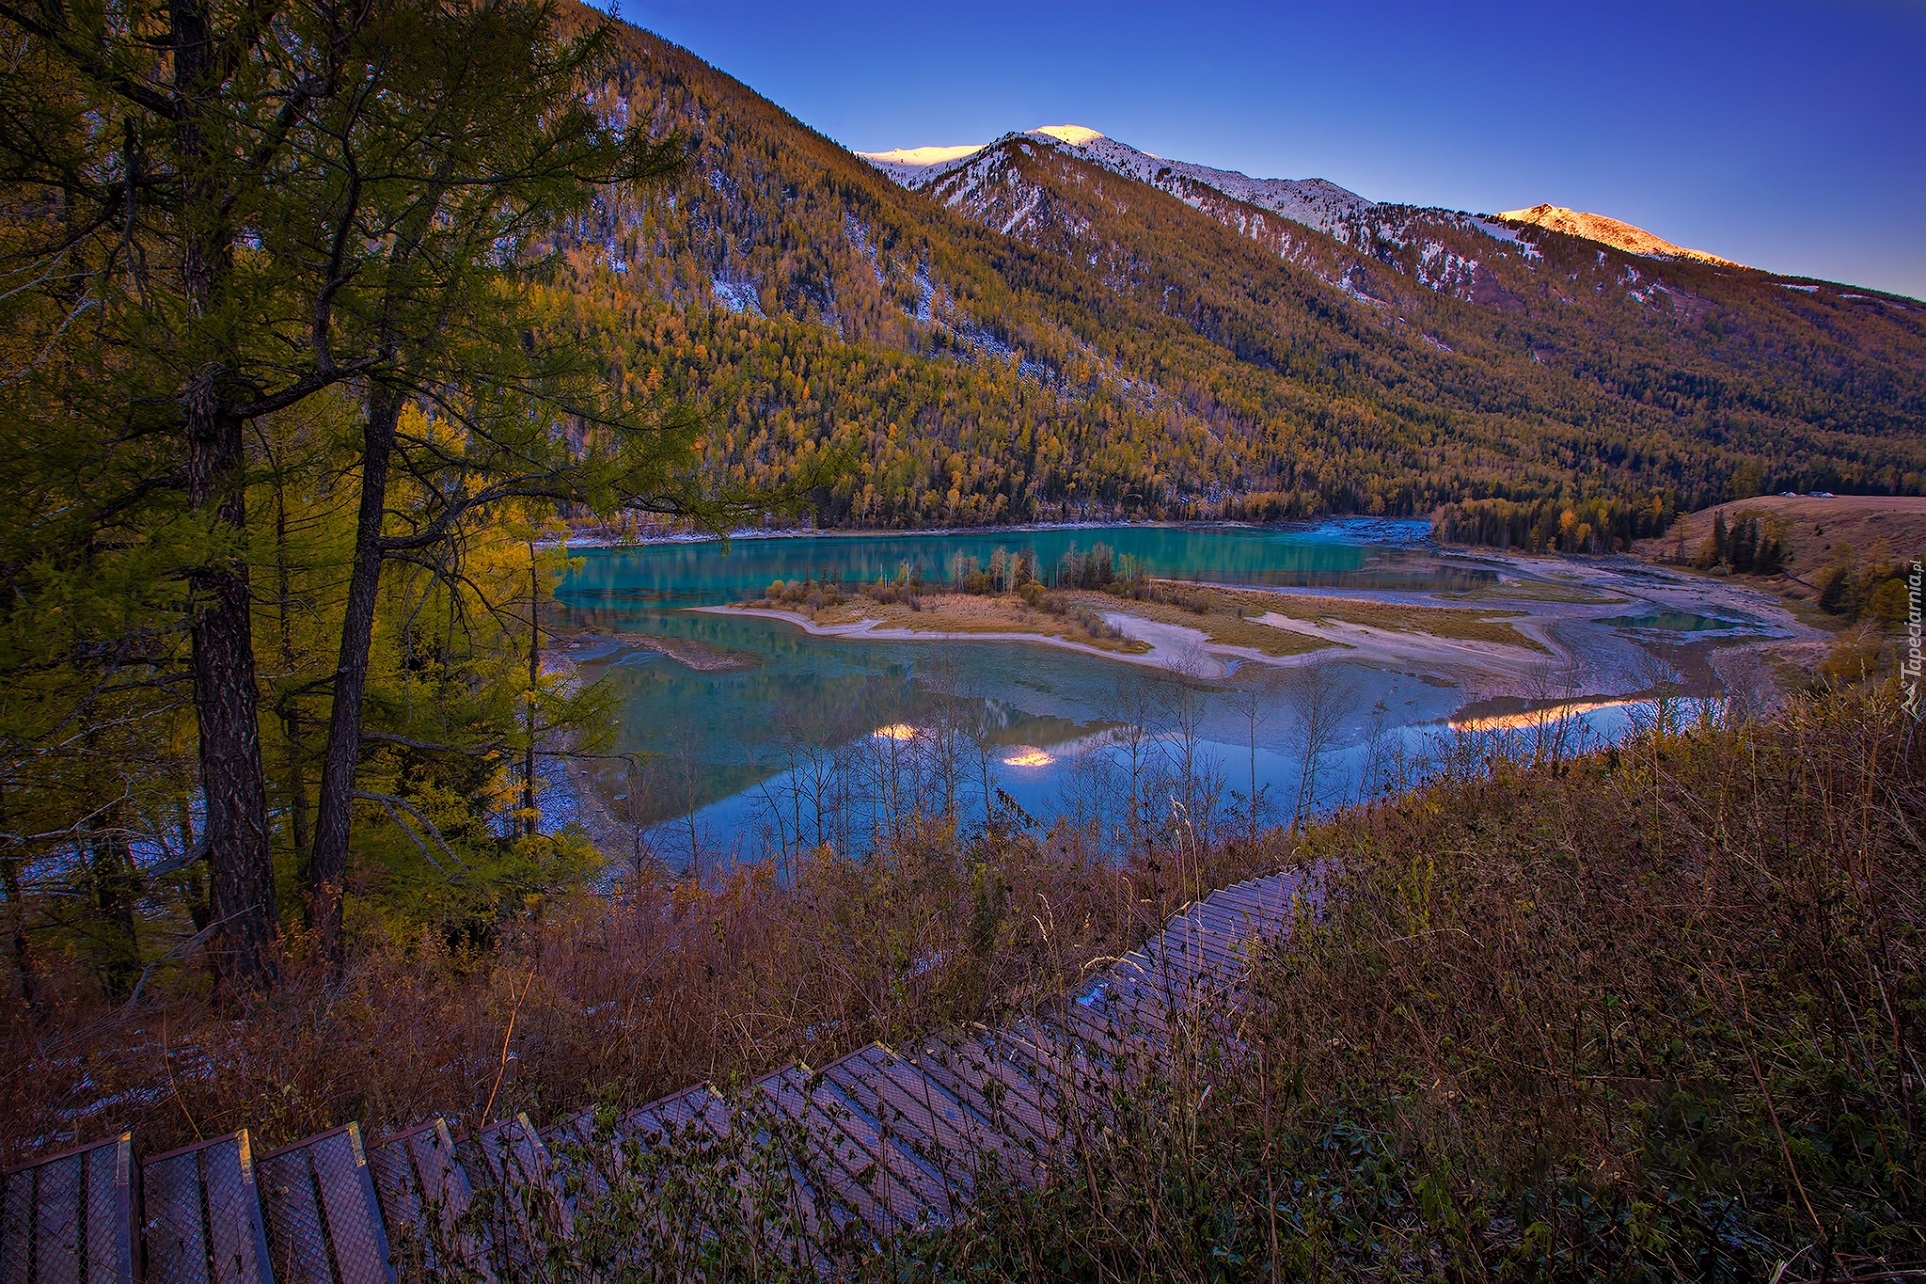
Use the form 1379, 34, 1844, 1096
1495, 203, 1738, 267
1030, 124, 1105, 146
857, 143, 986, 165
871, 723, 920, 741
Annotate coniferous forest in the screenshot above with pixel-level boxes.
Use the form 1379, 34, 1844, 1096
521, 15, 1926, 536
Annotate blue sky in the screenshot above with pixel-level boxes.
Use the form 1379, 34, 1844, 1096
620, 0, 1925, 299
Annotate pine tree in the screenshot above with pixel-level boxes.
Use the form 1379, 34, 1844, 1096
0, 0, 404, 989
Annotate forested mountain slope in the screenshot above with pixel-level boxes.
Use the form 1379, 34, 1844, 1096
546, 8, 1926, 536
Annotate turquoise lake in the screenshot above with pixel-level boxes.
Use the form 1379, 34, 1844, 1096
550, 522, 1699, 869
557, 519, 1489, 609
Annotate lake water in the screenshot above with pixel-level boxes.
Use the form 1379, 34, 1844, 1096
552, 522, 1724, 870
558, 520, 1491, 609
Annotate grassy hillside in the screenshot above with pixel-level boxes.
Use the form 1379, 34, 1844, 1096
919, 687, 1926, 1278
1641, 495, 1926, 579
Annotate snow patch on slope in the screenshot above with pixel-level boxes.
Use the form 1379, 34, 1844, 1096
711, 279, 764, 316
1019, 127, 1377, 241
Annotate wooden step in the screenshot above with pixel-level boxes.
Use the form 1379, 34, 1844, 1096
1, 1133, 136, 1283
365, 1118, 489, 1281
761, 1062, 952, 1235
908, 1030, 1061, 1156
140, 1130, 274, 1284
255, 1124, 394, 1283
818, 1042, 1026, 1199
456, 1115, 568, 1276
8, 870, 1312, 1276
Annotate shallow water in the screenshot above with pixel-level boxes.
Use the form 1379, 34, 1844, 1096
1604, 610, 1744, 633
552, 523, 1716, 869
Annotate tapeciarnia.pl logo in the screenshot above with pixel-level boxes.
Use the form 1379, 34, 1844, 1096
1905, 559, 1923, 719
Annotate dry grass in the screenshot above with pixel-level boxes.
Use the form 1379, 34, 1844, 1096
1263, 592, 1542, 649
1105, 581, 1546, 652
1441, 578, 1629, 606
1053, 589, 1332, 657
0, 819, 1282, 1164
1637, 494, 1926, 580
13, 683, 1918, 1278
931, 687, 1926, 1278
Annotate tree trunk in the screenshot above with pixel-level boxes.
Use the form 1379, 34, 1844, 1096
0, 789, 37, 1016
187, 536, 278, 989
273, 468, 311, 866
84, 809, 144, 999
175, 0, 278, 992
188, 520, 278, 989
309, 389, 400, 965
523, 544, 540, 839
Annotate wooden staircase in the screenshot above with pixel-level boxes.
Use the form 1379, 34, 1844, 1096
2, 869, 1312, 1280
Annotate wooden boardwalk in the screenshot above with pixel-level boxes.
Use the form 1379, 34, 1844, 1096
2, 870, 1311, 1280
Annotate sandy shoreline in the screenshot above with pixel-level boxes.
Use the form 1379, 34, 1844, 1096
695, 546, 1827, 693
695, 604, 1225, 667
697, 601, 1556, 683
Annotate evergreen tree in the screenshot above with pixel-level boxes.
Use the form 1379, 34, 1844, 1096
0, 0, 773, 985
278, 0, 734, 966
0, 0, 403, 988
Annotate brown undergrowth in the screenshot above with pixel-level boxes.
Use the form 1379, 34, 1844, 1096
0, 814, 1279, 1166
7, 689, 1920, 1279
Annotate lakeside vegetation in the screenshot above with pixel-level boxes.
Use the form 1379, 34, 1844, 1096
921, 685, 1924, 1279
8, 675, 1914, 1279
1642, 497, 1925, 634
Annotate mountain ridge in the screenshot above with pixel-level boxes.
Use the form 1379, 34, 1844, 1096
858, 124, 1749, 274
862, 125, 1383, 245
539, 9, 1925, 536
1496, 202, 1738, 267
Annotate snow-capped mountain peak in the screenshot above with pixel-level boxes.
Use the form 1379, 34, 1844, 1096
862, 126, 1751, 274
1028, 124, 1105, 146
861, 124, 1378, 242
1496, 204, 1737, 267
